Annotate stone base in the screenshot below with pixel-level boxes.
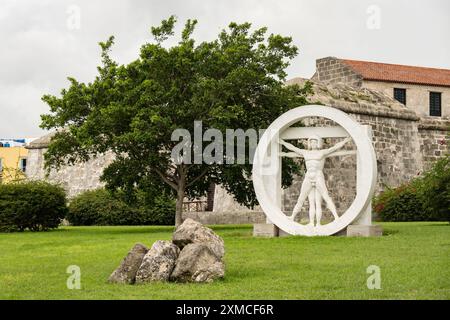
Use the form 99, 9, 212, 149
278, 228, 291, 237
254, 224, 383, 237
347, 225, 383, 237
253, 223, 279, 237
333, 227, 348, 237
278, 226, 349, 237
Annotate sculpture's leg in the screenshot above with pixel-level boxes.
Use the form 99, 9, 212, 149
315, 188, 323, 226
316, 178, 339, 220
291, 179, 312, 221
307, 190, 316, 226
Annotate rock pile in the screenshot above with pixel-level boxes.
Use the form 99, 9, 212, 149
108, 219, 225, 284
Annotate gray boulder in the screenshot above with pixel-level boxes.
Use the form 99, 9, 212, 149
108, 243, 148, 284
172, 218, 225, 259
135, 240, 180, 283
170, 243, 225, 283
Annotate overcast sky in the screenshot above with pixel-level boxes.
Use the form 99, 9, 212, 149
1, 0, 449, 138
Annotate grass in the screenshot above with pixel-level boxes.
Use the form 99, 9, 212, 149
0, 222, 448, 300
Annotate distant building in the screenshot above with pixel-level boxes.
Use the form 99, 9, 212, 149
0, 139, 34, 183
312, 57, 450, 118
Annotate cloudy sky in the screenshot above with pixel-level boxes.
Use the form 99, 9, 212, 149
1, 0, 449, 138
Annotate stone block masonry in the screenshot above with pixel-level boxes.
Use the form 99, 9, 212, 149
282, 79, 449, 220
26, 133, 115, 198
218, 79, 449, 222
312, 57, 363, 87
418, 117, 449, 171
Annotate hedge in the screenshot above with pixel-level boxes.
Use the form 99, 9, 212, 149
67, 188, 175, 226
0, 181, 68, 232
374, 155, 449, 222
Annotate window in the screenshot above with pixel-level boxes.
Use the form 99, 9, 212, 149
19, 158, 27, 173
393, 88, 406, 105
429, 92, 442, 116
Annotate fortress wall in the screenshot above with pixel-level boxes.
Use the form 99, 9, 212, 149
215, 81, 449, 221
26, 146, 115, 198
282, 108, 425, 221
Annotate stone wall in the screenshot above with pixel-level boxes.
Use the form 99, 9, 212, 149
182, 211, 266, 225
26, 133, 115, 198
283, 80, 448, 220
213, 185, 261, 212
418, 117, 449, 170
281, 113, 424, 221
311, 57, 363, 87
216, 79, 449, 222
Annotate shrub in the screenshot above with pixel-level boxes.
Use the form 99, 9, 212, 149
67, 189, 175, 226
0, 181, 68, 232
417, 155, 450, 221
138, 193, 176, 225
374, 155, 449, 222
373, 182, 427, 222
67, 189, 137, 226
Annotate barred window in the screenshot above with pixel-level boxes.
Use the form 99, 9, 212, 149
429, 92, 442, 117
393, 88, 406, 105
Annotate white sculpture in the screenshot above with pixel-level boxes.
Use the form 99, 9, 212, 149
252, 105, 377, 236
279, 136, 353, 226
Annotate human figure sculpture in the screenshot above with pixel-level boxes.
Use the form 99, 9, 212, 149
279, 135, 353, 226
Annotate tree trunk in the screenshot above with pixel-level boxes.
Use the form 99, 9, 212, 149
175, 175, 186, 227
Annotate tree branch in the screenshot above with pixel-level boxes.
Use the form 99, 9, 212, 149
154, 168, 178, 190
187, 168, 209, 187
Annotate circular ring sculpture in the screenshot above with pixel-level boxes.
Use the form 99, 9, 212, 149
252, 105, 377, 236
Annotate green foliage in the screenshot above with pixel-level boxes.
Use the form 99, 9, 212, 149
373, 182, 427, 222
67, 189, 175, 226
417, 155, 450, 221
374, 155, 450, 222
140, 192, 177, 225
40, 16, 311, 225
0, 181, 68, 232
67, 189, 131, 226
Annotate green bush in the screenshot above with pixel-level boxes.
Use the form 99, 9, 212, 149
0, 181, 68, 232
138, 193, 176, 225
418, 155, 449, 221
67, 189, 135, 226
373, 182, 428, 222
67, 189, 175, 226
374, 155, 449, 222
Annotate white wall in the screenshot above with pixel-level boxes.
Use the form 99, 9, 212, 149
363, 80, 450, 118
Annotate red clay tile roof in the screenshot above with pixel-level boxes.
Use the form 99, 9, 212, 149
342, 59, 450, 87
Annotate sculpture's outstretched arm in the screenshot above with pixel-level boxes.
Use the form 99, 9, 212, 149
279, 139, 305, 156
327, 150, 357, 157
323, 137, 352, 156
280, 152, 302, 158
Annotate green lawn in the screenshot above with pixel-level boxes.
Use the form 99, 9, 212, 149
0, 222, 448, 299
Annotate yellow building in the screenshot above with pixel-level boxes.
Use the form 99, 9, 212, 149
0, 146, 28, 183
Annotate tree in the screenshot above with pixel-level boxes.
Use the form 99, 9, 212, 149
41, 16, 311, 226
